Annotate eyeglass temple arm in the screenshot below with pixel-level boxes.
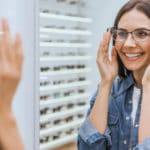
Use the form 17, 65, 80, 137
106, 27, 117, 33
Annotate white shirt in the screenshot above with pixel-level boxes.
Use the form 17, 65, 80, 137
131, 86, 141, 125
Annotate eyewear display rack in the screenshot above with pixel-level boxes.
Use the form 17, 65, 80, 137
39, 0, 93, 149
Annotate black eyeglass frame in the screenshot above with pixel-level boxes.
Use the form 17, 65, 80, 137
107, 27, 150, 43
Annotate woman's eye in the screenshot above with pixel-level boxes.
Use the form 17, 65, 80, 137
117, 31, 127, 37
135, 30, 148, 37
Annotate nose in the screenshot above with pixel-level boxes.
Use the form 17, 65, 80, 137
123, 33, 136, 47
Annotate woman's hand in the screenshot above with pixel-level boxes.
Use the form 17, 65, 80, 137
0, 18, 24, 150
96, 32, 118, 83
139, 64, 150, 144
0, 18, 23, 115
142, 64, 150, 89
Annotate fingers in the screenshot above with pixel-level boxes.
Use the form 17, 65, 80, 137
0, 18, 13, 62
142, 64, 150, 86
0, 18, 23, 80
1, 19, 14, 62
2, 18, 10, 33
97, 31, 111, 64
101, 32, 111, 52
111, 47, 117, 62
13, 33, 23, 73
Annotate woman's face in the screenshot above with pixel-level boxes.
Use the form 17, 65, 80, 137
115, 9, 150, 74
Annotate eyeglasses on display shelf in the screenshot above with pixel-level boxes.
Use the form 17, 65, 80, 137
39, 0, 92, 149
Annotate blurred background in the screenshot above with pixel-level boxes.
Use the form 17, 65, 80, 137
0, 0, 127, 150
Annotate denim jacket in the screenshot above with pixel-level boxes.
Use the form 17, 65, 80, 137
78, 74, 150, 150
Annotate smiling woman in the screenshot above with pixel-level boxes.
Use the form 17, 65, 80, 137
77, 0, 150, 149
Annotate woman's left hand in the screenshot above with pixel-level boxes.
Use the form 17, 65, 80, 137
142, 64, 150, 89
139, 64, 150, 144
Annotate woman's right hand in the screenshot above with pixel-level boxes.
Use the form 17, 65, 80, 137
0, 19, 23, 114
96, 31, 118, 83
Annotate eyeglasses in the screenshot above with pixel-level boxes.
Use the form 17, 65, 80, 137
108, 27, 150, 43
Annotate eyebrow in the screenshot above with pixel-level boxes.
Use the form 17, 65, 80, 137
117, 27, 150, 31
117, 27, 127, 31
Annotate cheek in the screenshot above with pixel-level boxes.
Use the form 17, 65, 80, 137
142, 44, 150, 53
138, 43, 150, 58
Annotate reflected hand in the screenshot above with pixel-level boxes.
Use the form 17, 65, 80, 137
0, 19, 23, 114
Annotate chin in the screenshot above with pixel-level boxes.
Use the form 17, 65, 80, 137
125, 64, 145, 72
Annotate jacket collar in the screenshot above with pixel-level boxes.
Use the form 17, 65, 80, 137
112, 73, 135, 98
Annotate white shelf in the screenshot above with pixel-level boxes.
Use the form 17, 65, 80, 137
40, 12, 92, 23
40, 56, 92, 61
40, 27, 92, 36
40, 105, 88, 123
40, 34, 49, 38
40, 93, 91, 108
40, 119, 83, 137
40, 42, 92, 48
40, 68, 92, 78
40, 68, 92, 76
40, 80, 92, 91
40, 133, 77, 150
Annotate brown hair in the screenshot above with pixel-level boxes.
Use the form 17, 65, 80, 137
113, 0, 150, 78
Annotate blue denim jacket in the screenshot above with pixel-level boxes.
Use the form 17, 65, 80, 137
78, 74, 150, 150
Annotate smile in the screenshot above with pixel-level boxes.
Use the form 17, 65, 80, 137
124, 53, 144, 59
124, 53, 144, 60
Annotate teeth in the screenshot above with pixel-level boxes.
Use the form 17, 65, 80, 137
125, 53, 142, 58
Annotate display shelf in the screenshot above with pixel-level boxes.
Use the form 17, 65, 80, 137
40, 68, 92, 76
39, 0, 92, 149
40, 41, 92, 48
40, 93, 91, 108
40, 105, 88, 123
40, 27, 92, 35
40, 56, 92, 61
40, 34, 49, 38
40, 133, 77, 150
40, 80, 91, 91
40, 12, 92, 23
40, 119, 83, 137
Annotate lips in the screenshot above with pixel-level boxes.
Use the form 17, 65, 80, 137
120, 51, 145, 62
124, 53, 143, 58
